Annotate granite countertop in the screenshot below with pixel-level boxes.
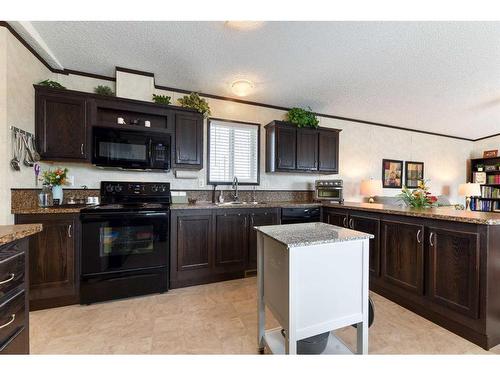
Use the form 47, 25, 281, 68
255, 222, 374, 248
0, 224, 43, 246
170, 201, 321, 210
324, 202, 500, 225
12, 206, 83, 215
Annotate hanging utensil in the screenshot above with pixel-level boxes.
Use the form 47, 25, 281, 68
10, 131, 21, 171
34, 163, 41, 186
30, 135, 41, 162
22, 133, 34, 167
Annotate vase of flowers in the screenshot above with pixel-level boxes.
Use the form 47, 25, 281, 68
41, 168, 69, 204
397, 180, 437, 208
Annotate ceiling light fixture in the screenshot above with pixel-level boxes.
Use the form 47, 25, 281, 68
225, 21, 265, 31
231, 79, 254, 97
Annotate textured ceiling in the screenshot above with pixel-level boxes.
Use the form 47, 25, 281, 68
21, 21, 500, 138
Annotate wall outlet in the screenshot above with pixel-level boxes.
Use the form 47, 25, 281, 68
198, 178, 205, 188
67, 175, 75, 187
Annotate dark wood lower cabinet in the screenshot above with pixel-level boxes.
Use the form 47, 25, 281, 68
15, 214, 80, 310
170, 208, 279, 288
248, 210, 279, 270
381, 220, 424, 295
322, 205, 500, 350
350, 214, 380, 277
428, 227, 480, 319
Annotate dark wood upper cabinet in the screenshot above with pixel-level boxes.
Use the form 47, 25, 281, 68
215, 212, 248, 270
381, 220, 424, 295
248, 210, 279, 270
35, 87, 88, 161
350, 214, 381, 278
427, 227, 480, 319
318, 129, 339, 173
296, 128, 318, 171
266, 121, 341, 174
15, 213, 80, 310
276, 125, 297, 170
173, 112, 204, 169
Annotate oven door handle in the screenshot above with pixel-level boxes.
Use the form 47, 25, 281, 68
81, 212, 169, 222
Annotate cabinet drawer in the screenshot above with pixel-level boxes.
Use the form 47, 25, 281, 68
0, 290, 26, 349
0, 249, 25, 299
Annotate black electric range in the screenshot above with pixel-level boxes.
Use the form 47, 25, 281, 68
80, 181, 171, 304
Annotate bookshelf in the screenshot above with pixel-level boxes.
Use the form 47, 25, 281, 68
470, 156, 500, 212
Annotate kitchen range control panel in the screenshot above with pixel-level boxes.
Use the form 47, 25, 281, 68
100, 181, 171, 197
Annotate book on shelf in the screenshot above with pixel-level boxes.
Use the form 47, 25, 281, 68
480, 186, 500, 198
486, 174, 500, 184
471, 198, 500, 212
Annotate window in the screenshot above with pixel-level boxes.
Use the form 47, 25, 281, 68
208, 118, 260, 185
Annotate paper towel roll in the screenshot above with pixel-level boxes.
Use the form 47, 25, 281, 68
175, 170, 199, 179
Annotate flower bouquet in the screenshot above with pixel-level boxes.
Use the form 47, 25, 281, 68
397, 180, 437, 208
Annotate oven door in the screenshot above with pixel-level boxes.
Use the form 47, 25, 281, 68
92, 127, 153, 170
316, 187, 343, 201
81, 211, 169, 275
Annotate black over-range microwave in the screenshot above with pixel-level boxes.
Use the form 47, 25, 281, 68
92, 127, 171, 171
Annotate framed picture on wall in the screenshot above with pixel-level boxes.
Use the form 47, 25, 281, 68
382, 159, 403, 188
405, 161, 424, 188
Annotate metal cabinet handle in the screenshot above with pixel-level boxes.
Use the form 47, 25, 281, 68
349, 218, 354, 229
416, 229, 422, 244
429, 232, 435, 247
67, 224, 72, 238
0, 314, 15, 330
0, 273, 15, 285
80, 143, 84, 155
343, 217, 348, 227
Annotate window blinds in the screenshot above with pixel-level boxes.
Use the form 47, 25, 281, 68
209, 120, 259, 184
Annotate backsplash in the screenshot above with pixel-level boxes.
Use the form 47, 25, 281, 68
11, 188, 314, 213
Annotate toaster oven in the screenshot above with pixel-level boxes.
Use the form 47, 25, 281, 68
315, 180, 344, 202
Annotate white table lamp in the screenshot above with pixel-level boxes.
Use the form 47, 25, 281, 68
361, 179, 383, 203
458, 183, 481, 210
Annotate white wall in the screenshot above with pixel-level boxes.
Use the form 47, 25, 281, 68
1, 26, 477, 224
472, 135, 500, 158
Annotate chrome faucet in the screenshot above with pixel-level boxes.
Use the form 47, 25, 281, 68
232, 176, 239, 202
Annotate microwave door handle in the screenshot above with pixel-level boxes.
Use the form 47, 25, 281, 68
148, 139, 153, 167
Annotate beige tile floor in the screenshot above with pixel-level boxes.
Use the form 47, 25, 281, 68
30, 277, 500, 354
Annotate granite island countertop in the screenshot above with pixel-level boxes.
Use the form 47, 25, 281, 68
0, 224, 43, 246
255, 222, 374, 248
323, 202, 500, 225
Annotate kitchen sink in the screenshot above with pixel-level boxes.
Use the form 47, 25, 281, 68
215, 201, 266, 206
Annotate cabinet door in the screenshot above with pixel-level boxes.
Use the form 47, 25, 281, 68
177, 214, 213, 272
275, 126, 296, 170
296, 128, 318, 171
318, 130, 339, 173
323, 209, 348, 228
174, 112, 203, 168
428, 227, 480, 318
215, 213, 248, 270
381, 220, 424, 295
248, 210, 279, 270
350, 214, 381, 277
36, 92, 87, 161
16, 215, 79, 309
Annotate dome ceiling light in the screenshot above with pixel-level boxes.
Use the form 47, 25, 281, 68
231, 79, 255, 97
224, 21, 265, 31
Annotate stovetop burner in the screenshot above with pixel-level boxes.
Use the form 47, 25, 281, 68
81, 202, 170, 213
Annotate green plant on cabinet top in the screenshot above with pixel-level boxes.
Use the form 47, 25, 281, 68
152, 93, 172, 105
94, 85, 114, 96
285, 107, 319, 128
38, 79, 66, 89
177, 92, 211, 118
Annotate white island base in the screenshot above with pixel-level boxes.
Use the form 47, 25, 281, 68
255, 222, 373, 355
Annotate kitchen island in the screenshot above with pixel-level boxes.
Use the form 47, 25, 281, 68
255, 222, 373, 354
322, 202, 500, 350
